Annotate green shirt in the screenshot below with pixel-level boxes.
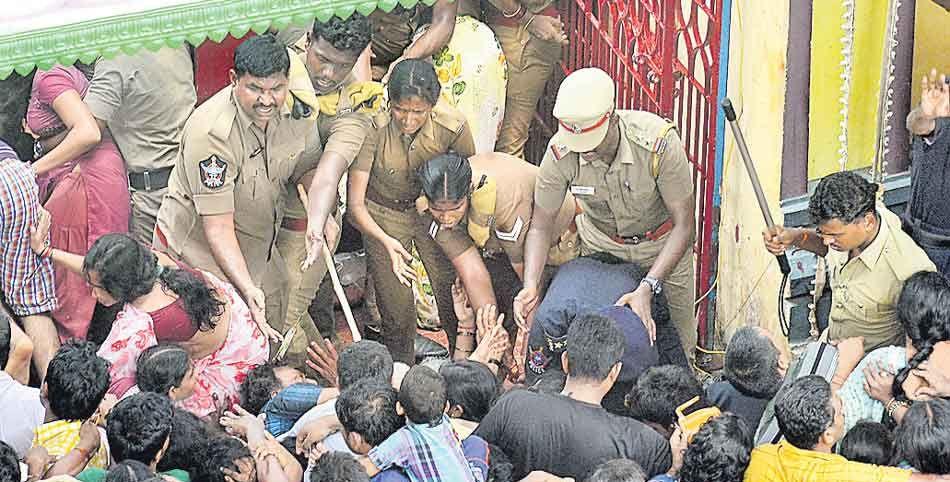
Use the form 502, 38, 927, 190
77, 467, 190, 482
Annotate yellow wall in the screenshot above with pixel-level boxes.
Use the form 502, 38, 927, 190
808, 0, 889, 179
715, 0, 789, 345
911, 1, 950, 106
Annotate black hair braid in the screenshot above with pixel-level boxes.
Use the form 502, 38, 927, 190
894, 343, 936, 402
892, 271, 950, 401
158, 268, 224, 333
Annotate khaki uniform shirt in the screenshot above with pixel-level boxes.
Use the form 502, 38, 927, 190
156, 86, 321, 283
826, 205, 936, 351
283, 62, 375, 220
535, 110, 692, 238
429, 154, 576, 263
369, 8, 418, 67
353, 100, 476, 207
84, 45, 196, 172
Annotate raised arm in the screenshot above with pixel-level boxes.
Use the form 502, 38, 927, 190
32, 82, 101, 175
402, 0, 458, 60
762, 226, 829, 258
907, 69, 949, 137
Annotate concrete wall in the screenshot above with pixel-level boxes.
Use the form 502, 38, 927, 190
715, 0, 790, 345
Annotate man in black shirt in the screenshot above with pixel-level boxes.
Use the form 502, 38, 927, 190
904, 68, 950, 275
475, 313, 673, 480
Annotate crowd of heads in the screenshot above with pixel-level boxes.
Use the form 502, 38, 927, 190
9, 274, 950, 482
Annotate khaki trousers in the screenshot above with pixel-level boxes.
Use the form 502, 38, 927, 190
364, 200, 458, 364
576, 213, 697, 358
129, 188, 166, 245
264, 214, 342, 369
491, 24, 563, 159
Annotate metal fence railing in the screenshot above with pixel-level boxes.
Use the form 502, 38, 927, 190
526, 0, 723, 346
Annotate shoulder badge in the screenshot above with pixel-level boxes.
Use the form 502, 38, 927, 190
623, 112, 676, 178
199, 155, 228, 189
549, 143, 570, 161
431, 101, 466, 135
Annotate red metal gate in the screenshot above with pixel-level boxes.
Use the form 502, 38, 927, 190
527, 0, 723, 347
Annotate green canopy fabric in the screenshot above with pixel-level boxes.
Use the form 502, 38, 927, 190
0, 0, 434, 79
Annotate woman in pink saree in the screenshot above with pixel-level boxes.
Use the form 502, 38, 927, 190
25, 64, 131, 341
30, 214, 269, 418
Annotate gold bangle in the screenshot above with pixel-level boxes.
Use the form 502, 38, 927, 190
502, 4, 524, 18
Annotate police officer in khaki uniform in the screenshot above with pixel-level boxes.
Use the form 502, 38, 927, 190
155, 35, 321, 342
266, 16, 380, 366
84, 45, 196, 244
515, 68, 698, 358
348, 59, 476, 364
486, 0, 568, 159
764, 172, 936, 352
418, 151, 578, 314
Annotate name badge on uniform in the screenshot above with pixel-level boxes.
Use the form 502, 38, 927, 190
570, 185, 595, 196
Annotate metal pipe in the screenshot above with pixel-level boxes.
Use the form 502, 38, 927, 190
721, 98, 791, 275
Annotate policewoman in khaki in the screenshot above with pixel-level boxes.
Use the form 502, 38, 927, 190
515, 68, 698, 358
417, 151, 578, 314
155, 36, 320, 342
266, 17, 381, 365
348, 59, 476, 364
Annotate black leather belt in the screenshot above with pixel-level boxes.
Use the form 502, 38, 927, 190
366, 185, 416, 211
904, 218, 950, 249
128, 166, 173, 192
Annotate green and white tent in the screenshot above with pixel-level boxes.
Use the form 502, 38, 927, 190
0, 0, 434, 79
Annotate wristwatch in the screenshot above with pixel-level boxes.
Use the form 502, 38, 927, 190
641, 276, 662, 295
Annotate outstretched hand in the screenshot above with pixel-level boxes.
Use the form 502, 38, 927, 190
244, 286, 282, 344
220, 404, 266, 440
306, 339, 340, 387
30, 208, 52, 255
921, 68, 950, 120
297, 184, 339, 272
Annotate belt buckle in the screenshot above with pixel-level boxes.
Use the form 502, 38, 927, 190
142, 170, 152, 192
625, 235, 641, 245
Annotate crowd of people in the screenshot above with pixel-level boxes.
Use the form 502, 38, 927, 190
0, 0, 948, 480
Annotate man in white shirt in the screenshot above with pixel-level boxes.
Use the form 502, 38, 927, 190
0, 312, 45, 457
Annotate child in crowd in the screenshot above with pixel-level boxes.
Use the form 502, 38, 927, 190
839, 421, 894, 466
32, 340, 111, 470
135, 344, 198, 402
361, 365, 476, 482
241, 363, 338, 437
